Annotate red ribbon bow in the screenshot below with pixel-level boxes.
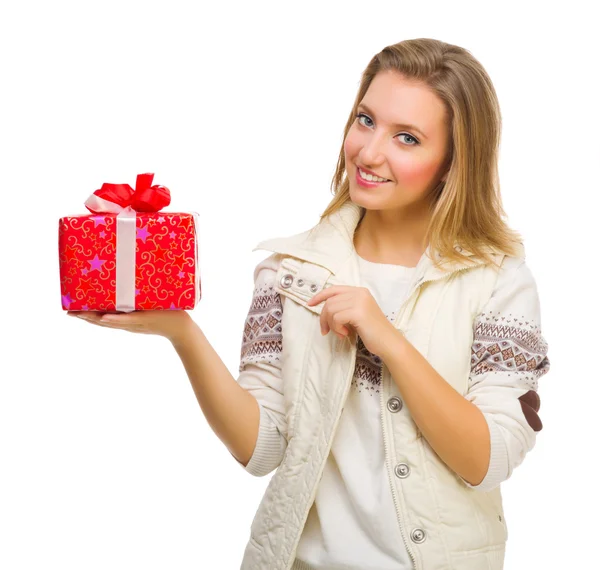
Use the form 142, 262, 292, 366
84, 173, 171, 214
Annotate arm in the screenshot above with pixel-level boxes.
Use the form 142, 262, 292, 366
380, 256, 550, 491
231, 252, 288, 476
381, 327, 493, 487
171, 253, 288, 477
171, 321, 261, 467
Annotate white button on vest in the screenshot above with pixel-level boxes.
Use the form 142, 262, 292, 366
411, 528, 426, 543
280, 274, 293, 288
395, 463, 410, 478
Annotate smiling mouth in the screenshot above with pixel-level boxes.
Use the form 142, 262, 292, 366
356, 167, 391, 183
357, 166, 390, 182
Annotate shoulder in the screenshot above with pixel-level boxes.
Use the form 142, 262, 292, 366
494, 254, 527, 289
482, 252, 544, 325
252, 252, 285, 284
250, 253, 287, 310
494, 252, 538, 295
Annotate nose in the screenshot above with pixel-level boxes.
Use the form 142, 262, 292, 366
358, 132, 386, 166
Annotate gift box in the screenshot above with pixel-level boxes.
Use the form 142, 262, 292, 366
59, 173, 201, 312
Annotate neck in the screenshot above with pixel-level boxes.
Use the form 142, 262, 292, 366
353, 203, 431, 266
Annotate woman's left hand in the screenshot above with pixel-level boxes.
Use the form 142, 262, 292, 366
306, 285, 398, 357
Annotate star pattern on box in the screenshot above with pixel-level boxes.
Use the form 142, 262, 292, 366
58, 212, 199, 311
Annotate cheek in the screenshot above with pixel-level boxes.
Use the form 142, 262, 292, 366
393, 156, 441, 187
343, 131, 360, 160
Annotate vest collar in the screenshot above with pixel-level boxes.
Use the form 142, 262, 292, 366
252, 200, 518, 281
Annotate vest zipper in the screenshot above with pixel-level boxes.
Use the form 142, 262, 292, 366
380, 260, 490, 570
380, 359, 419, 569
286, 341, 358, 570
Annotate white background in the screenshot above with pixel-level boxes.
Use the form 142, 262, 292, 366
1, 0, 597, 568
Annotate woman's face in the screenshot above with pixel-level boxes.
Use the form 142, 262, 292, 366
344, 70, 451, 213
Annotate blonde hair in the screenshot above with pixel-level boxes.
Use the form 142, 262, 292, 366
316, 38, 524, 269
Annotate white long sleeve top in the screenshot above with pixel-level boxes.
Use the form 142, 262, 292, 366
235, 252, 550, 569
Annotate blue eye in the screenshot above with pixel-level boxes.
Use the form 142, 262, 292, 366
355, 112, 420, 146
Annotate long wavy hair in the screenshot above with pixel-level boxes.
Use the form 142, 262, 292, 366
316, 38, 524, 269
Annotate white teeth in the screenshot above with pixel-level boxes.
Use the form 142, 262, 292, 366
359, 167, 388, 183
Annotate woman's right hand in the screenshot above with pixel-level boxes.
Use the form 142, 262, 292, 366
67, 309, 194, 344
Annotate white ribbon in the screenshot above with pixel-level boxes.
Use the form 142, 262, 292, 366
84, 194, 137, 312
115, 206, 137, 312
83, 195, 200, 312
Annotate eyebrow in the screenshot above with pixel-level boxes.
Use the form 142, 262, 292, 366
357, 103, 428, 140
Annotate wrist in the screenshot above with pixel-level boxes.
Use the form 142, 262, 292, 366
168, 312, 197, 346
379, 324, 407, 362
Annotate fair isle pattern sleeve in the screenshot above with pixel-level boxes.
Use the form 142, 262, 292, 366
239, 278, 283, 371
459, 255, 550, 492
232, 252, 288, 478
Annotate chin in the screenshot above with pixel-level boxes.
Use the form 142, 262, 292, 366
349, 186, 383, 208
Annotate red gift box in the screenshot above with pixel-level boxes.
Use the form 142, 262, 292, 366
58, 173, 201, 312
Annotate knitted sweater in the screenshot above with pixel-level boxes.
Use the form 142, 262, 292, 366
236, 252, 550, 569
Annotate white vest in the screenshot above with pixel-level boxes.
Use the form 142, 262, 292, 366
241, 200, 523, 570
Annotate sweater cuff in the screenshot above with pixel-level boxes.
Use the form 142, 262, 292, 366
460, 413, 509, 492
232, 402, 286, 477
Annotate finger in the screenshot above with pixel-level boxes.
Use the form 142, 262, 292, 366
71, 313, 126, 328
69, 313, 95, 322
322, 313, 350, 337
319, 299, 338, 335
320, 297, 354, 336
331, 312, 350, 337
334, 306, 359, 336
79, 313, 106, 323
307, 285, 348, 306
72, 311, 103, 319
74, 316, 117, 328
95, 313, 138, 327
326, 297, 355, 327
77, 311, 124, 321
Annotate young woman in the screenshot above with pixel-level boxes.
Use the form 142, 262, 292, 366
69, 38, 550, 570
